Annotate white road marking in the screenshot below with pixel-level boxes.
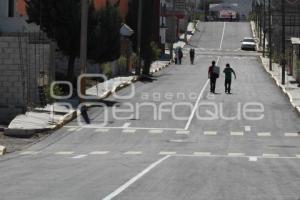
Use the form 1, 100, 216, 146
159, 151, 176, 155
95, 129, 109, 133
122, 123, 131, 128
228, 153, 245, 157
122, 129, 136, 133
204, 131, 218, 136
55, 151, 74, 155
89, 151, 109, 155
262, 154, 279, 158
67, 128, 76, 132
124, 151, 143, 155
285, 133, 299, 137
176, 130, 190, 135
193, 152, 211, 156
20, 151, 39, 155
102, 155, 170, 200
231, 132, 244, 136
72, 154, 87, 159
219, 22, 226, 49
184, 57, 220, 130
296, 155, 300, 158
65, 125, 183, 131
249, 156, 258, 162
245, 126, 251, 132
149, 130, 163, 134
257, 132, 271, 137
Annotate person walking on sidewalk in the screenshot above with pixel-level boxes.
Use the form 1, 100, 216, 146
223, 63, 237, 94
178, 48, 183, 64
189, 48, 195, 64
208, 61, 220, 93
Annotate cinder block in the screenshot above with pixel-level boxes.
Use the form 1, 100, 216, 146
0, 42, 9, 48
0, 146, 6, 155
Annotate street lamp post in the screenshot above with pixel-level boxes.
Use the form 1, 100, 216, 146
80, 0, 88, 97
281, 0, 286, 85
268, 0, 272, 71
263, 0, 266, 57
136, 0, 143, 76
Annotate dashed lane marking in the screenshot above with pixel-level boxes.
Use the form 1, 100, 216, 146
149, 130, 163, 134
55, 151, 74, 155
257, 132, 271, 137
249, 156, 258, 162
122, 123, 131, 128
245, 126, 251, 132
159, 151, 177, 155
72, 154, 87, 159
296, 155, 300, 158
231, 132, 244, 136
228, 153, 245, 157
262, 154, 279, 158
124, 151, 143, 155
122, 129, 136, 134
67, 128, 77, 132
204, 131, 217, 136
285, 133, 299, 137
20, 151, 39, 155
176, 130, 190, 135
95, 129, 109, 133
89, 151, 109, 155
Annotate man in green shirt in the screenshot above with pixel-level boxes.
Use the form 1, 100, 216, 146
223, 63, 237, 94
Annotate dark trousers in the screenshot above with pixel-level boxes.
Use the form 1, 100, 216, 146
210, 77, 217, 93
225, 79, 232, 93
190, 56, 194, 64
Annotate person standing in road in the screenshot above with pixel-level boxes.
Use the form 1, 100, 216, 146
178, 48, 183, 64
189, 48, 195, 64
208, 61, 219, 93
223, 63, 237, 94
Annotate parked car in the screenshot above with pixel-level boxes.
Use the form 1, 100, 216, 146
241, 37, 256, 51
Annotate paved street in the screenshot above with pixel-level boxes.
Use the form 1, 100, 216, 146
1, 22, 300, 200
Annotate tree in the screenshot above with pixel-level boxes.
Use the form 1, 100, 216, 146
126, 0, 160, 75
26, 0, 122, 82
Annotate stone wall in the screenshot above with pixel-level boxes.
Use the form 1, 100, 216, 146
0, 34, 52, 124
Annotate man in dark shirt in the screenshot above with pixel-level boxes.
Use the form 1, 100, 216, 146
223, 63, 237, 94
208, 61, 219, 93
189, 48, 195, 64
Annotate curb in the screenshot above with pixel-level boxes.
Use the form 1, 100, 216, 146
259, 56, 300, 115
0, 145, 6, 156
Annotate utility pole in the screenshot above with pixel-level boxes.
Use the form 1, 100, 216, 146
136, 0, 143, 76
259, 3, 262, 47
281, 0, 286, 85
263, 0, 266, 57
80, 0, 88, 97
268, 0, 272, 70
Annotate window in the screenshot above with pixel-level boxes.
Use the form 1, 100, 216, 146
8, 0, 15, 17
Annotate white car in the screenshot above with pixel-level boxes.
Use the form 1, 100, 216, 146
241, 37, 256, 51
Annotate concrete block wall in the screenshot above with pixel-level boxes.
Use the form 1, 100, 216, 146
0, 35, 51, 124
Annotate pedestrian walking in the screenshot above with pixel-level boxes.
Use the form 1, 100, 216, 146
189, 48, 195, 64
223, 63, 237, 94
178, 48, 183, 65
81, 105, 90, 124
208, 61, 220, 93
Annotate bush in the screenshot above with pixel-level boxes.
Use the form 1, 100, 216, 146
117, 56, 127, 74
100, 62, 112, 79
150, 41, 161, 62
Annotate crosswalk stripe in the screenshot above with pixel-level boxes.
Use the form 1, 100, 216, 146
285, 133, 299, 137
124, 151, 143, 155
245, 126, 251, 132
204, 131, 217, 135
89, 151, 109, 155
296, 155, 300, 158
231, 132, 244, 136
257, 132, 271, 137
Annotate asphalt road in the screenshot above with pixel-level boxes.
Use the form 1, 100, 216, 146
0, 22, 300, 200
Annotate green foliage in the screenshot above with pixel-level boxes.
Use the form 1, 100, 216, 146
117, 56, 127, 74
100, 62, 112, 79
26, 0, 122, 79
45, 84, 64, 103
149, 42, 161, 62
